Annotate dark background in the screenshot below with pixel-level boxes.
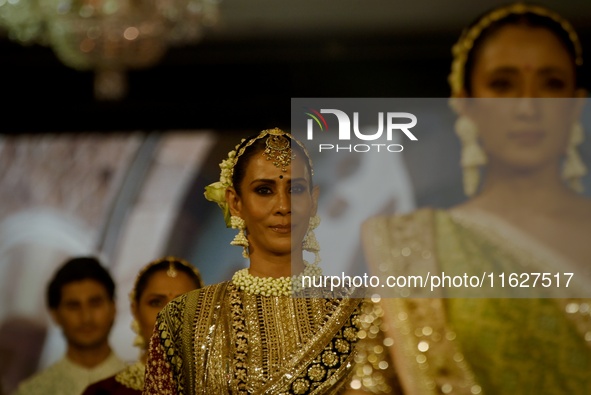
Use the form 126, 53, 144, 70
1, 0, 590, 133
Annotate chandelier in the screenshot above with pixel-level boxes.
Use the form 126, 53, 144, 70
0, 0, 220, 100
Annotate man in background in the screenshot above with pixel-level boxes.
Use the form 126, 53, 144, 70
12, 256, 125, 395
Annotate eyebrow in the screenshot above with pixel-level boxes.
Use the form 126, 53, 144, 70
88, 295, 106, 303
488, 66, 518, 74
249, 177, 308, 185
249, 178, 278, 185
537, 67, 569, 75
61, 294, 107, 307
144, 293, 167, 298
488, 66, 568, 75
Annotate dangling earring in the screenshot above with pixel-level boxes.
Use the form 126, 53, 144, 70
455, 116, 487, 197
563, 121, 586, 193
230, 215, 249, 258
302, 215, 321, 265
131, 319, 146, 350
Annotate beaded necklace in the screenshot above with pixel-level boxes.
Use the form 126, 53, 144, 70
232, 262, 322, 296
115, 361, 145, 390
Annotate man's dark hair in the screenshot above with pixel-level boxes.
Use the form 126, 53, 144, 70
46, 256, 116, 309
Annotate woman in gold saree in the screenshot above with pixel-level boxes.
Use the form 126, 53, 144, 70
362, 3, 591, 394
142, 128, 362, 394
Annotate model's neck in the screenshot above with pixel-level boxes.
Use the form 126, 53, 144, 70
248, 252, 305, 278
475, 163, 576, 213
66, 343, 112, 369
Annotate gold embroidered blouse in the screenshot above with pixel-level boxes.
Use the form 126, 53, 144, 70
143, 281, 362, 394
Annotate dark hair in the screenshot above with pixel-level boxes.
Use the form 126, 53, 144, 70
463, 7, 584, 94
47, 256, 115, 309
133, 257, 204, 304
231, 134, 314, 196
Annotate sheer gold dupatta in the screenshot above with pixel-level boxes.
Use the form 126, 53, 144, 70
446, 208, 591, 361
362, 209, 480, 395
362, 208, 591, 395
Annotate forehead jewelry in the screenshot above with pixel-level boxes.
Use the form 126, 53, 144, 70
263, 130, 295, 172
129, 256, 203, 302
166, 261, 177, 278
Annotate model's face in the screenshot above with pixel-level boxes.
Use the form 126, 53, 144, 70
230, 152, 317, 258
465, 25, 581, 170
132, 270, 198, 344
51, 279, 116, 351
470, 25, 576, 98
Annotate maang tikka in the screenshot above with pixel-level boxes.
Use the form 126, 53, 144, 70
263, 131, 294, 172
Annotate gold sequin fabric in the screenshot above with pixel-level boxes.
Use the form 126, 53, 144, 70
362, 208, 591, 395
148, 281, 361, 394
350, 299, 403, 394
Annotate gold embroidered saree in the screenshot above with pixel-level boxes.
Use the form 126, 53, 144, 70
143, 281, 361, 395
362, 208, 591, 395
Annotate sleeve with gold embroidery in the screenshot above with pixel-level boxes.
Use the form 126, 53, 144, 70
143, 320, 178, 395
143, 295, 188, 395
349, 299, 403, 394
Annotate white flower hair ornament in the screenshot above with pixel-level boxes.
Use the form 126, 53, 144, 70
203, 140, 243, 227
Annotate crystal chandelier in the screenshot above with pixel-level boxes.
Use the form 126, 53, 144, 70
0, 0, 220, 100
